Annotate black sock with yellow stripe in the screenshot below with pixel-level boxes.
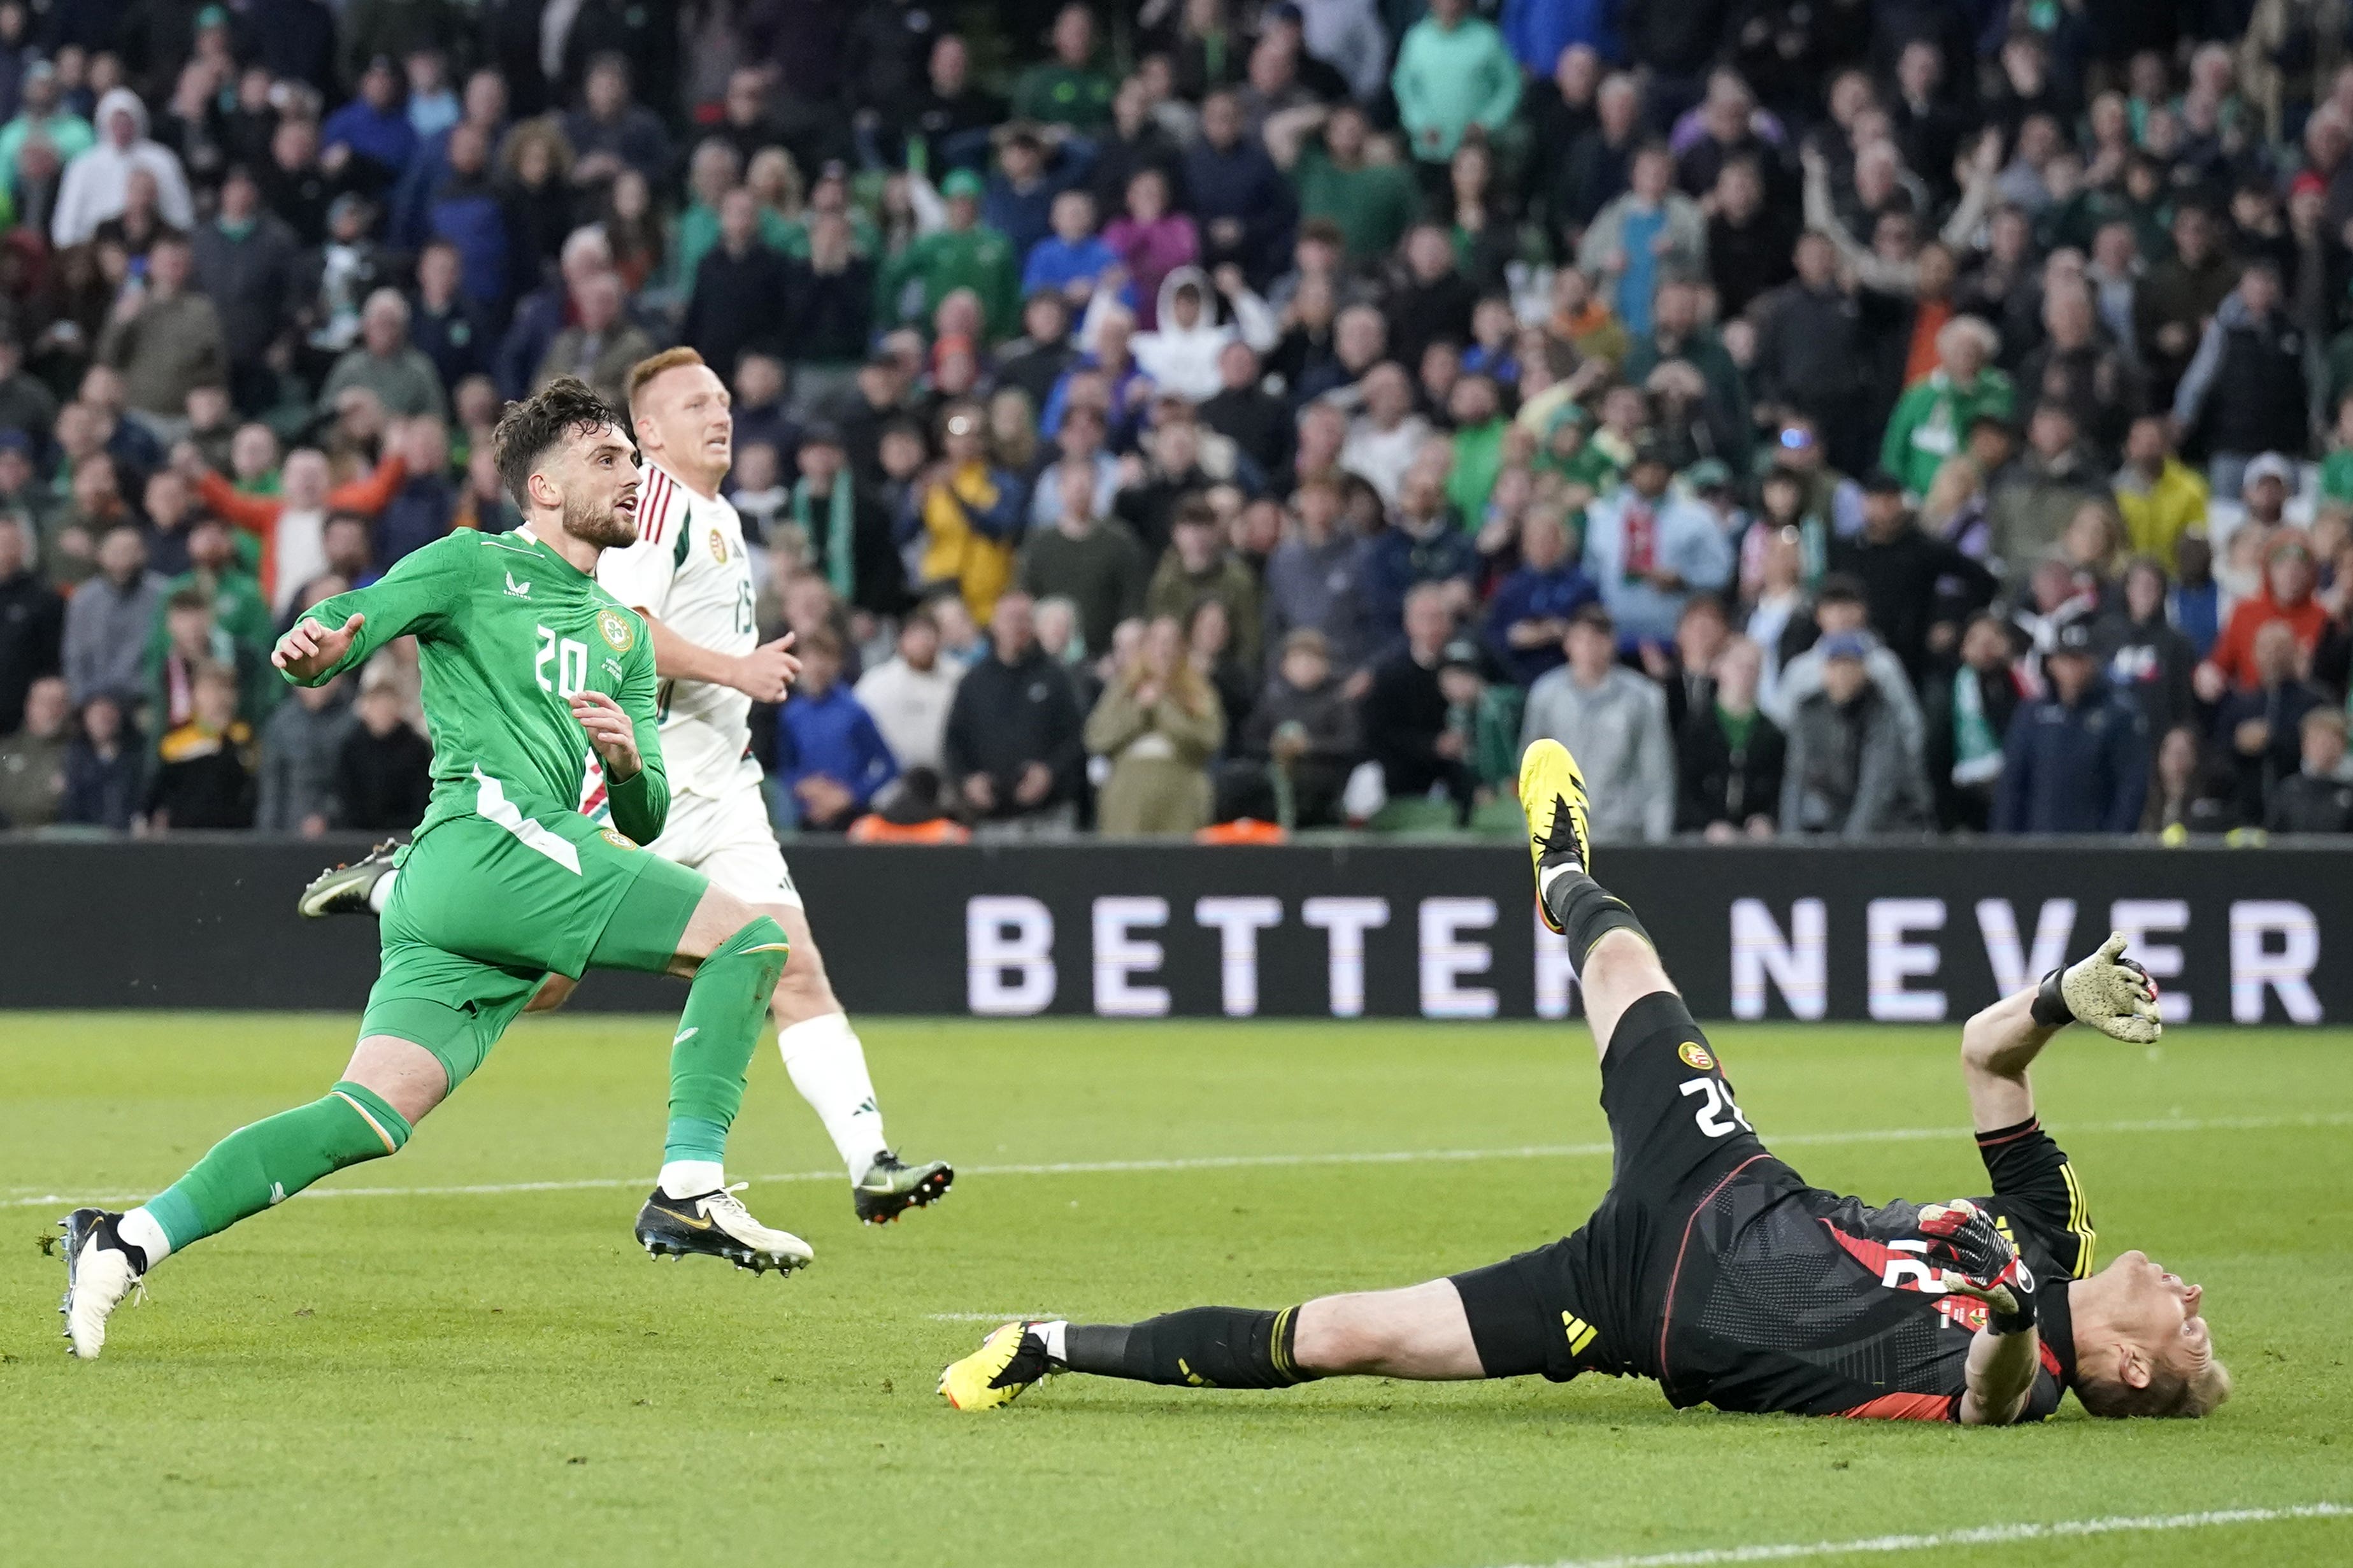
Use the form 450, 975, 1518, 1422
1064, 1306, 1318, 1388
1540, 867, 1653, 979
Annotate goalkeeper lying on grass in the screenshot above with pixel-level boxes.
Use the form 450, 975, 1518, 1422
941, 741, 2229, 1423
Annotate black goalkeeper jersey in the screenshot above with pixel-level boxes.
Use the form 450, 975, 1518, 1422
1653, 1117, 2092, 1420
1452, 994, 2100, 1423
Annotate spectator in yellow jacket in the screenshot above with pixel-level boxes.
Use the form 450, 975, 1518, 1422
2110, 414, 2209, 574
912, 400, 1029, 624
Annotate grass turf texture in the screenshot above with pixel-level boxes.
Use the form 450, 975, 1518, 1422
2, 1013, 2347, 1568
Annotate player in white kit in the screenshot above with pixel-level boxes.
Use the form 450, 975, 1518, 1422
301, 348, 950, 1225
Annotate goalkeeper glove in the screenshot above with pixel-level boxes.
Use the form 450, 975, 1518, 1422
2031, 931, 2161, 1044
1919, 1198, 2037, 1336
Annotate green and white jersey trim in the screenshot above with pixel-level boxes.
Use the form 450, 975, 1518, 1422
474, 767, 582, 875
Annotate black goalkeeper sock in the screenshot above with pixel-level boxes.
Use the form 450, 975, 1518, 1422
1062, 1306, 1318, 1388
1541, 867, 1653, 978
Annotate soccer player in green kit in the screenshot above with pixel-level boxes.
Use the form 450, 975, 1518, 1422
57, 380, 812, 1360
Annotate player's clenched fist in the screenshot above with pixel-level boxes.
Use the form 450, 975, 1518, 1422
730, 632, 801, 702
570, 690, 641, 781
273, 613, 364, 681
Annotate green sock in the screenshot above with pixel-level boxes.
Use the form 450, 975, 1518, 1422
144, 1081, 412, 1253
662, 916, 789, 1166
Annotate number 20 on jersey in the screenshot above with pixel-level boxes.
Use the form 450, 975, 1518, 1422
535, 626, 590, 698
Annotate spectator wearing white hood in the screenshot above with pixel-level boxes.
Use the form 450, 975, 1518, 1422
52, 88, 194, 248
1082, 264, 1277, 404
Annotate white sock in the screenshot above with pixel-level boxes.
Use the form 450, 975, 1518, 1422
775, 1011, 888, 1180
368, 868, 399, 913
657, 1160, 726, 1199
1037, 1320, 1069, 1362
1538, 862, 1584, 903
118, 1207, 171, 1268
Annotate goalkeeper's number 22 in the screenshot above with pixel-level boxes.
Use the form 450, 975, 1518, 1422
1682, 1078, 1754, 1139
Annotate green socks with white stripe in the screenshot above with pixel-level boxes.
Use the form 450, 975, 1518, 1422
117, 919, 791, 1257
124, 1082, 413, 1265
657, 916, 791, 1197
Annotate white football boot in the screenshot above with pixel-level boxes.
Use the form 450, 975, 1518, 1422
632, 1184, 813, 1274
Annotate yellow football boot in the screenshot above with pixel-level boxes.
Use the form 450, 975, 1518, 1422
938, 1321, 1052, 1410
1517, 738, 1593, 934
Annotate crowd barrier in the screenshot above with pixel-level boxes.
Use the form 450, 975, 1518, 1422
3, 839, 2347, 1023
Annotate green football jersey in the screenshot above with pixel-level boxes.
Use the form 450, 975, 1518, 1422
284, 527, 669, 845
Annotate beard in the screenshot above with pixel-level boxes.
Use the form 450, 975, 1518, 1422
561, 486, 638, 549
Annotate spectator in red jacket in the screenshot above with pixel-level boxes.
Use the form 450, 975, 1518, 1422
2198, 532, 2331, 696
183, 439, 407, 614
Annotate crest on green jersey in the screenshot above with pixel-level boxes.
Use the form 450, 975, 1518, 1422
597, 608, 635, 652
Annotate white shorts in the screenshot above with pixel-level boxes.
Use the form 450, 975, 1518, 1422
646, 786, 802, 911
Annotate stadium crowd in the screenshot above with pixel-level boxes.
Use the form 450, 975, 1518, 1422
0, 0, 2350, 841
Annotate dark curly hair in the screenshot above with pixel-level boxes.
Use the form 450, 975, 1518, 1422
491, 377, 621, 511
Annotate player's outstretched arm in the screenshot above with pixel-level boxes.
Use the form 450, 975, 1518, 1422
1959, 932, 2161, 1132
1958, 987, 2060, 1132
272, 612, 369, 684
271, 538, 466, 686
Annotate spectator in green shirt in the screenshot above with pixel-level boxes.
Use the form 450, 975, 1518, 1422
1266, 101, 1422, 264
1445, 373, 1512, 524
670, 141, 789, 300
2319, 392, 2353, 508
776, 164, 883, 260
0, 62, 93, 192
1013, 4, 1119, 132
878, 169, 1023, 341
1392, 0, 1521, 173
147, 514, 276, 717
1880, 317, 2015, 499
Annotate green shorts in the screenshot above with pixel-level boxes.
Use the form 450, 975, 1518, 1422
359, 811, 706, 1090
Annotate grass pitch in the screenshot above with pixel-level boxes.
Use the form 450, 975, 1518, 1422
3, 1013, 2349, 1568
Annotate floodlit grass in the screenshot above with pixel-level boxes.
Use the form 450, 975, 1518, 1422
3, 1013, 2347, 1567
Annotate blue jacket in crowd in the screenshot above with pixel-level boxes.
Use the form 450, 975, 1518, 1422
376, 474, 457, 569
1361, 522, 1482, 656
1482, 561, 1599, 686
321, 97, 417, 180
775, 683, 899, 818
411, 294, 494, 392
1022, 233, 1122, 300
1500, 0, 1621, 75
496, 283, 568, 400
985, 143, 1095, 263
1993, 681, 2150, 834
428, 176, 511, 313
1179, 136, 1297, 283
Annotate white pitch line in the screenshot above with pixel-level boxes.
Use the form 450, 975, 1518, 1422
10, 1111, 2350, 1211
1496, 1500, 2352, 1568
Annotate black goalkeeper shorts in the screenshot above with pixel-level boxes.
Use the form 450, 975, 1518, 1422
1450, 990, 1770, 1383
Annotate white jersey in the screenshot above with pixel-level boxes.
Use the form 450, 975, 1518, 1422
592, 462, 761, 802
